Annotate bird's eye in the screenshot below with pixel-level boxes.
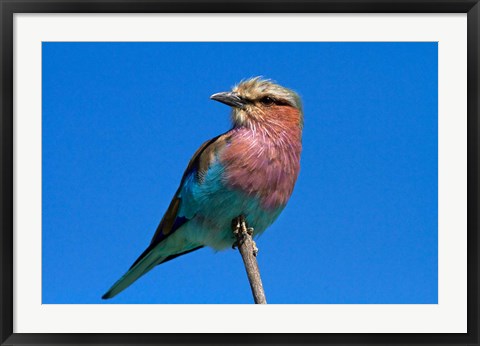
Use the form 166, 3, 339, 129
260, 96, 275, 106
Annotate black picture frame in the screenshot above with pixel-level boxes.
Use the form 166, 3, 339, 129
1, 1, 479, 345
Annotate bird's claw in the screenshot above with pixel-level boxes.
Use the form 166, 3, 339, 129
252, 240, 259, 256
232, 217, 258, 255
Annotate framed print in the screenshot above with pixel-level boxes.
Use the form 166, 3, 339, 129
1, 1, 479, 345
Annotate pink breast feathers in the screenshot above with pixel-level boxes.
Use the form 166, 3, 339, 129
221, 125, 302, 210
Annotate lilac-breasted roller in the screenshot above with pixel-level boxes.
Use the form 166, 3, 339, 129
102, 77, 303, 299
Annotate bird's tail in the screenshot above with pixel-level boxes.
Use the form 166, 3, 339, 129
102, 246, 165, 300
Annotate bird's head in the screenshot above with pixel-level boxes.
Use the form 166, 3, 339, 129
210, 77, 303, 130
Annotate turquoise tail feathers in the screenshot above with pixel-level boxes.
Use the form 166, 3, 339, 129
102, 248, 165, 300
102, 244, 205, 300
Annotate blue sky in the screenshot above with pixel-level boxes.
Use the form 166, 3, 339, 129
42, 42, 438, 304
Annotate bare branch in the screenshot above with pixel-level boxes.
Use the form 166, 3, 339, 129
232, 215, 267, 304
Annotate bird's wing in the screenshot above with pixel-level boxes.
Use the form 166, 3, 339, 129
150, 133, 230, 244
102, 133, 231, 299
129, 132, 231, 269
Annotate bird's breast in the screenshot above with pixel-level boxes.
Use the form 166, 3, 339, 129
220, 128, 302, 210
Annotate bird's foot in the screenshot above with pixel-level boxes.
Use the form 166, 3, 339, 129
246, 227, 258, 256
231, 217, 258, 255
252, 240, 259, 257
232, 217, 242, 236
232, 217, 241, 249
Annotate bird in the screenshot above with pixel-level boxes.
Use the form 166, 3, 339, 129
102, 77, 303, 299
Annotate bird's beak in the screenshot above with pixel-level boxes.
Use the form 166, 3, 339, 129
210, 91, 247, 109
